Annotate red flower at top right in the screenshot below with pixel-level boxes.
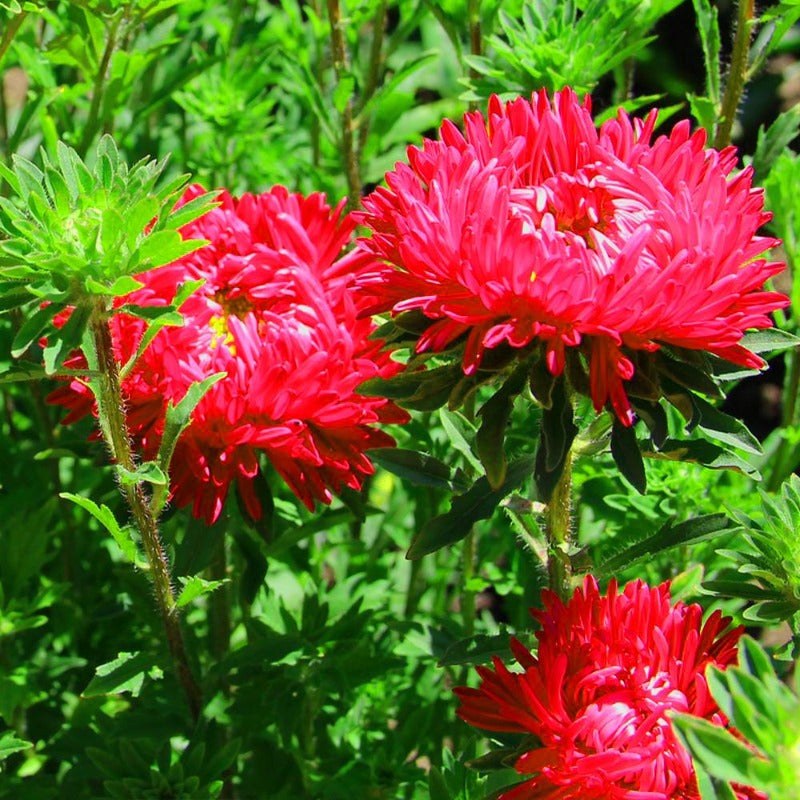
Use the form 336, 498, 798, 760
354, 88, 789, 425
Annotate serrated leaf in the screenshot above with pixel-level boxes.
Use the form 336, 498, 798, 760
116, 461, 168, 487
135, 229, 203, 270
407, 455, 535, 559
752, 105, 800, 184
82, 651, 152, 698
176, 575, 229, 609
60, 492, 139, 564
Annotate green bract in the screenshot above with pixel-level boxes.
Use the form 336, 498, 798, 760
0, 135, 214, 371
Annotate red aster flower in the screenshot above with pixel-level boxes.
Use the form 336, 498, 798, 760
50, 185, 407, 524
355, 89, 788, 423
454, 577, 762, 799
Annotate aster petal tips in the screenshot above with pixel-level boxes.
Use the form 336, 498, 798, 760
49, 184, 408, 524
354, 89, 789, 429
455, 576, 763, 800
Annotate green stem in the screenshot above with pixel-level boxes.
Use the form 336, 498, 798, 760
0, 10, 26, 66
88, 305, 202, 722
467, 0, 481, 61
784, 348, 800, 429
78, 11, 123, 157
356, 0, 387, 160
326, 0, 361, 211
545, 451, 573, 601
714, 0, 755, 149
461, 528, 476, 638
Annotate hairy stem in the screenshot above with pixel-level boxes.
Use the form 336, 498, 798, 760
545, 451, 573, 602
88, 305, 202, 722
78, 12, 123, 157
714, 0, 755, 149
326, 0, 361, 211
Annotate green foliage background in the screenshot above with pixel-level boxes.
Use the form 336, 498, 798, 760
0, 1, 799, 798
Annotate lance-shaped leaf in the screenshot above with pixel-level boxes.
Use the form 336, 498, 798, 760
597, 513, 734, 575
369, 448, 470, 492
407, 455, 535, 559
151, 372, 226, 516
610, 416, 646, 494
534, 378, 577, 503
477, 363, 529, 488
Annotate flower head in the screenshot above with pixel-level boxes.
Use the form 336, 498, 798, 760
455, 576, 761, 799
355, 89, 788, 424
50, 185, 406, 523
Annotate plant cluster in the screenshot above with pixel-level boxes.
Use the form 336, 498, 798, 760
0, 1, 800, 799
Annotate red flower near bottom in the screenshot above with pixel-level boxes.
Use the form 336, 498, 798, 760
455, 577, 761, 799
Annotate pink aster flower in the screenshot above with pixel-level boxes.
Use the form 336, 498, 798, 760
454, 576, 763, 800
50, 185, 407, 524
355, 89, 788, 424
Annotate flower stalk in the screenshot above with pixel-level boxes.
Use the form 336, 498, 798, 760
87, 302, 202, 723
715, 0, 756, 149
544, 450, 573, 602
326, 0, 361, 212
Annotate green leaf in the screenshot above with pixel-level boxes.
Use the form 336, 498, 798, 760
752, 104, 800, 184
428, 767, 452, 800
157, 373, 225, 476
477, 364, 528, 488
739, 328, 800, 355
648, 437, 761, 479
438, 408, 483, 473
0, 732, 32, 762
598, 513, 733, 574
59, 492, 139, 564
407, 455, 535, 559
176, 575, 229, 609
671, 713, 759, 789
686, 394, 762, 455
610, 417, 646, 493
438, 631, 514, 666
691, 0, 721, 104
368, 448, 469, 492
10, 302, 57, 357
534, 378, 577, 502
116, 461, 168, 487
82, 651, 152, 698
83, 275, 143, 298
135, 229, 204, 270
